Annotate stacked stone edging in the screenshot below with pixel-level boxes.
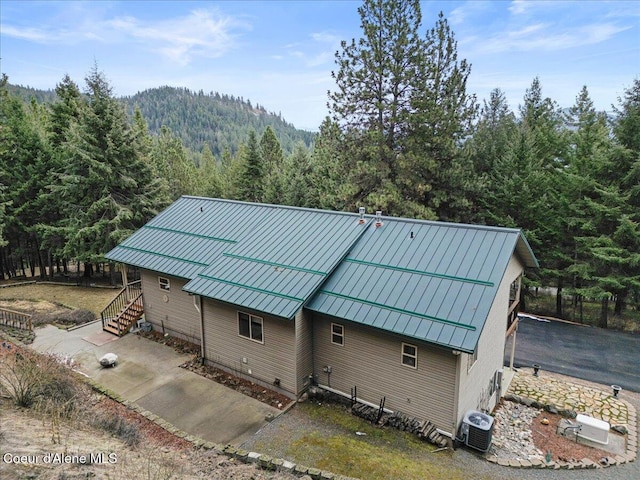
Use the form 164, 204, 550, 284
487, 371, 638, 469
87, 379, 357, 479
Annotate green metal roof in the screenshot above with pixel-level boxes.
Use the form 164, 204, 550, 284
306, 218, 538, 353
106, 196, 538, 351
107, 196, 370, 319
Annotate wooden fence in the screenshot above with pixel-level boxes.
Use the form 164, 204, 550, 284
0, 307, 33, 331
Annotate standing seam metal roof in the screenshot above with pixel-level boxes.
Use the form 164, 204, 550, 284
306, 217, 537, 353
106, 196, 371, 319
106, 196, 538, 351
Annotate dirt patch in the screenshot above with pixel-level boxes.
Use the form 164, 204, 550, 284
182, 358, 292, 410
138, 330, 292, 411
0, 299, 66, 315
531, 411, 615, 463
136, 330, 200, 355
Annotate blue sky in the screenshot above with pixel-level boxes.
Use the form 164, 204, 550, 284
1, 1, 638, 131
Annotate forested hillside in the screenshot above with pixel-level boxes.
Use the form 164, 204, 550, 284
6, 83, 315, 157
121, 87, 315, 156
1, 0, 638, 331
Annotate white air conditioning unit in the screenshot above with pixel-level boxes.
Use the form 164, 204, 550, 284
459, 410, 494, 452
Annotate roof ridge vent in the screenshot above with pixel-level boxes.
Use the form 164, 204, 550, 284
358, 206, 366, 224
375, 211, 383, 228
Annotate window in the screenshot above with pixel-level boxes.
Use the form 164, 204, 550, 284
402, 343, 417, 369
238, 312, 263, 343
331, 323, 344, 346
467, 349, 478, 372
158, 277, 170, 291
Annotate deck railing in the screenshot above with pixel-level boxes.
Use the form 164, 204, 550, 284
0, 307, 33, 331
101, 281, 142, 333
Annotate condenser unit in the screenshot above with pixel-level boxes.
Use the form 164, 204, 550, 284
459, 410, 494, 452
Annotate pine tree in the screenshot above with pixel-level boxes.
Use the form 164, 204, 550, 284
43, 67, 167, 272
308, 117, 351, 211
329, 0, 425, 215
198, 143, 223, 198
0, 182, 7, 248
564, 82, 639, 326
328, 3, 478, 220
0, 75, 51, 277
282, 142, 313, 207
519, 77, 566, 167
259, 126, 285, 203
151, 125, 198, 199
562, 86, 613, 320
466, 88, 517, 176
237, 130, 263, 202
409, 12, 479, 221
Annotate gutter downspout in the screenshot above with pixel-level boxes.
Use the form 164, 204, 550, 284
452, 351, 461, 444
193, 294, 205, 365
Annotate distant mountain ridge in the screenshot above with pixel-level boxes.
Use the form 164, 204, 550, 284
122, 86, 315, 156
7, 83, 315, 156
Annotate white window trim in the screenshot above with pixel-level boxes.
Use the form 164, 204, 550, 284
331, 323, 344, 346
158, 276, 170, 291
401, 342, 418, 369
238, 311, 264, 344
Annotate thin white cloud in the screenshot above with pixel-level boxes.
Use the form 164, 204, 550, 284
108, 9, 248, 65
282, 31, 338, 68
471, 22, 630, 54
449, 1, 493, 26
509, 0, 531, 16
2, 7, 249, 66
0, 24, 51, 42
311, 31, 340, 44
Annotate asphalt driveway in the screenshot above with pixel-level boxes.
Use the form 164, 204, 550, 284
30, 321, 281, 445
505, 315, 640, 393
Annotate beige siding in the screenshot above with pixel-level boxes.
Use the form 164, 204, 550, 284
455, 254, 525, 430
312, 313, 457, 433
295, 309, 314, 394
202, 298, 297, 396
141, 270, 201, 345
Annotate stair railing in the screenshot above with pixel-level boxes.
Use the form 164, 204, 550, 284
101, 280, 142, 334
0, 307, 32, 331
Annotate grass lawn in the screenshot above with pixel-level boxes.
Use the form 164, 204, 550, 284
251, 402, 479, 480
0, 283, 119, 316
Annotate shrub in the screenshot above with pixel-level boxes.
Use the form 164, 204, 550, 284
31, 308, 95, 327
91, 414, 141, 447
0, 346, 79, 412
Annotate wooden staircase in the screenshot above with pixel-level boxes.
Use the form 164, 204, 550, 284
101, 281, 143, 336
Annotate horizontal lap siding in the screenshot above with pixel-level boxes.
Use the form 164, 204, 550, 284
202, 298, 297, 396
141, 270, 201, 345
295, 309, 314, 394
312, 313, 457, 433
456, 255, 524, 427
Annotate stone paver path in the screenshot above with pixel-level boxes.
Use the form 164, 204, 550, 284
509, 370, 632, 427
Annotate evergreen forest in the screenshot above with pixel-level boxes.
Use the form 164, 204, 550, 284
1, 0, 638, 330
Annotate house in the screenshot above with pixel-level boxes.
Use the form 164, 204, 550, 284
105, 196, 538, 439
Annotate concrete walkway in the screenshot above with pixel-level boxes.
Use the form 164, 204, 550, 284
30, 322, 280, 446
